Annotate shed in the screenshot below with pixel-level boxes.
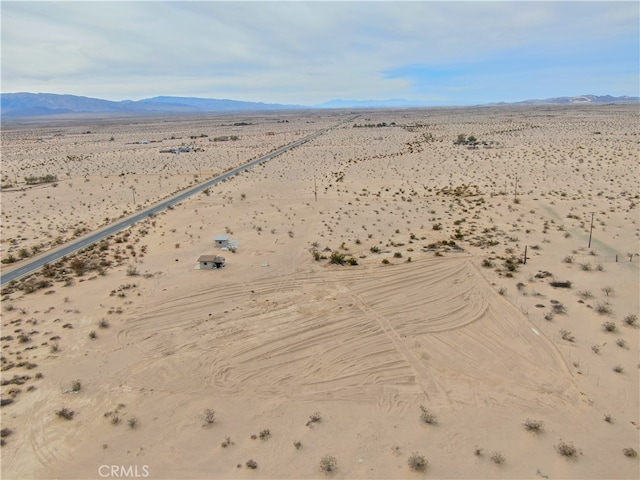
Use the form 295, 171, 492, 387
214, 235, 230, 248
198, 255, 225, 269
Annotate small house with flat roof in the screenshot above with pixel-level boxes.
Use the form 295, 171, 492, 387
198, 255, 225, 269
214, 235, 230, 248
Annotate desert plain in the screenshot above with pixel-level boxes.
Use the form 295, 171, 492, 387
1, 104, 638, 479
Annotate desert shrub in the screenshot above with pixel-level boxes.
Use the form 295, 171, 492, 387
550, 280, 572, 288
613, 365, 624, 373
419, 405, 437, 425
604, 414, 614, 423
319, 455, 337, 473
432, 223, 442, 231
259, 429, 270, 439
128, 417, 138, 429
98, 319, 110, 329
523, 419, 544, 433
111, 414, 121, 425
293, 440, 302, 450
591, 344, 600, 354
89, 330, 97, 339
579, 263, 592, 271
578, 290, 593, 299
329, 251, 346, 265
481, 258, 494, 268
221, 436, 233, 447
623, 314, 638, 327
498, 287, 507, 296
559, 330, 574, 342
202, 409, 215, 425
55, 407, 74, 420
489, 452, 505, 464
623, 448, 637, 458
553, 303, 567, 314
596, 303, 613, 315
602, 321, 617, 332
246, 459, 258, 469
382, 258, 390, 264
126, 265, 139, 276
407, 452, 428, 472
562, 255, 574, 264
306, 412, 322, 426
393, 252, 402, 258
369, 246, 380, 253
616, 338, 627, 348
555, 440, 577, 457
71, 379, 82, 392
346, 257, 358, 266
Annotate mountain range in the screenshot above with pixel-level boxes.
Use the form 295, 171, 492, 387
1, 92, 638, 118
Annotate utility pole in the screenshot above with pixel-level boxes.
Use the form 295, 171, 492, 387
314, 176, 317, 202
523, 245, 528, 265
514, 174, 518, 202
131, 188, 136, 205
588, 212, 594, 248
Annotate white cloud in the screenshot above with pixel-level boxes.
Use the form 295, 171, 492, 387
2, 1, 638, 104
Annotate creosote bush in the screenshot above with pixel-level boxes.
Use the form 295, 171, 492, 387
246, 459, 258, 469
319, 455, 337, 473
202, 409, 215, 425
306, 412, 322, 426
490, 452, 505, 464
407, 452, 428, 472
602, 321, 616, 332
56, 407, 74, 420
523, 418, 544, 433
419, 405, 437, 424
623, 447, 637, 458
555, 440, 577, 457
623, 314, 638, 327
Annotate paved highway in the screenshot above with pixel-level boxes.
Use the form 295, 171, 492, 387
1, 118, 351, 286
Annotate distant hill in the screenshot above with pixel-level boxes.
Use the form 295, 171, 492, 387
0, 93, 304, 118
495, 94, 640, 105
1, 92, 637, 118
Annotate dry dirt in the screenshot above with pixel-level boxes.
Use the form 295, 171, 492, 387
1, 105, 639, 479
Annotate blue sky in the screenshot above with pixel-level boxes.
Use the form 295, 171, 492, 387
2, 1, 638, 105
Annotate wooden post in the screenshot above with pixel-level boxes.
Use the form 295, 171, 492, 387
314, 176, 317, 202
523, 245, 528, 265
588, 212, 594, 248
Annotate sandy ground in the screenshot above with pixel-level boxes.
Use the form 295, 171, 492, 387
1, 105, 639, 479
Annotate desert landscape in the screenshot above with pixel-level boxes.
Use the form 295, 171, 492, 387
1, 104, 638, 479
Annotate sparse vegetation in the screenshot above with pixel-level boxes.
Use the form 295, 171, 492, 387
407, 452, 428, 472
623, 447, 637, 458
202, 409, 216, 425
489, 452, 505, 464
419, 405, 437, 425
306, 412, 322, 426
55, 407, 74, 420
555, 440, 577, 458
523, 418, 544, 433
319, 455, 337, 473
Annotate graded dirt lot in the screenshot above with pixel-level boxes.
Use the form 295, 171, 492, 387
1, 105, 638, 479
